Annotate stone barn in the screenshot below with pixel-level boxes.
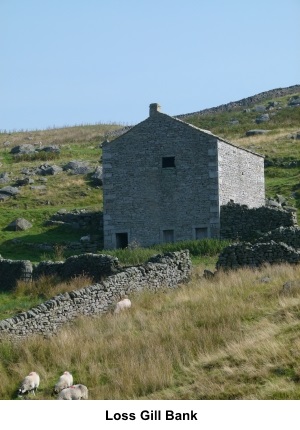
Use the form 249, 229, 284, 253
102, 103, 265, 249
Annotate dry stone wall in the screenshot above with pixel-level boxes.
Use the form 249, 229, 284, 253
216, 225, 300, 270
0, 250, 192, 340
0, 253, 120, 291
0, 258, 32, 291
258, 226, 300, 249
220, 202, 297, 241
33, 253, 119, 282
46, 209, 102, 231
216, 241, 300, 270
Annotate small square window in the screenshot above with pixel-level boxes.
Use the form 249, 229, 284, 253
162, 156, 175, 168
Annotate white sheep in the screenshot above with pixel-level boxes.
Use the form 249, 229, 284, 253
57, 384, 88, 400
18, 371, 40, 396
54, 371, 73, 393
114, 297, 131, 314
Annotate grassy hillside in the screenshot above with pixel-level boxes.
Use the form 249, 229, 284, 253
1, 263, 300, 400
0, 88, 299, 262
0, 87, 299, 400
0, 123, 121, 261
183, 91, 300, 217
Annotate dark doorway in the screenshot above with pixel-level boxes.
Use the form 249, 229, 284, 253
162, 229, 174, 243
116, 233, 128, 249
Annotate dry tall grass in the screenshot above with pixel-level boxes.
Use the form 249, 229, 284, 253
1, 263, 300, 400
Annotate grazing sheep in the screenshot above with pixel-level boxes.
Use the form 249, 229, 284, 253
54, 371, 73, 393
57, 384, 88, 400
18, 372, 40, 396
114, 297, 131, 314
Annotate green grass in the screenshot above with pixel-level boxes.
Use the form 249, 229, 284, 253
0, 91, 299, 261
0, 293, 42, 321
105, 239, 231, 266
1, 90, 300, 400
184, 94, 300, 140
0, 239, 225, 319
1, 263, 300, 399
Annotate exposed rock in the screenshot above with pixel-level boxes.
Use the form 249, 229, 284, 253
288, 96, 300, 106
254, 105, 266, 112
0, 186, 20, 196
265, 199, 282, 208
256, 114, 270, 124
36, 163, 63, 176
63, 160, 93, 175
15, 177, 34, 186
21, 167, 36, 176
7, 218, 33, 231
0, 193, 10, 201
39, 145, 60, 153
275, 194, 287, 205
91, 165, 103, 185
10, 144, 36, 155
0, 172, 10, 183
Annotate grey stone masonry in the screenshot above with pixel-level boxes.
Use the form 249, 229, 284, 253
0, 250, 192, 340
216, 241, 300, 270
103, 104, 265, 249
218, 141, 265, 208
258, 226, 300, 249
0, 257, 32, 291
220, 202, 297, 241
0, 253, 120, 291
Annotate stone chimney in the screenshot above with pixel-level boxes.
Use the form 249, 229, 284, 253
149, 103, 161, 117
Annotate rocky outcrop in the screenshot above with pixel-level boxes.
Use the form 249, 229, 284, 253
176, 85, 300, 119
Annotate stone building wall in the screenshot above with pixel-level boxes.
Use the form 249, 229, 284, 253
103, 110, 220, 248
218, 141, 265, 208
103, 106, 265, 249
0, 250, 192, 340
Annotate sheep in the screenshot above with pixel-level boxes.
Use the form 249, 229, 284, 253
18, 371, 40, 396
57, 384, 88, 400
114, 297, 131, 314
54, 371, 73, 393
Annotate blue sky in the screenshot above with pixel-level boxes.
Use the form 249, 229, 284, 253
1, 0, 299, 131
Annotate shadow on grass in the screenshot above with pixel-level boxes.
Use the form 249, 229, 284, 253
0, 223, 102, 262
